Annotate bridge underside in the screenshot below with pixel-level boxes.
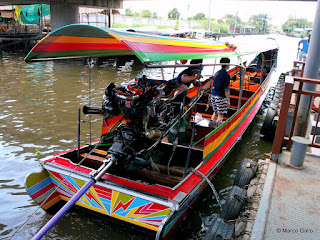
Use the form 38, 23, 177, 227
0, 1, 122, 8
0, 0, 123, 30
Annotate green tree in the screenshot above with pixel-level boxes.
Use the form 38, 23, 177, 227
282, 16, 312, 35
133, 12, 140, 17
168, 8, 180, 20
125, 8, 134, 17
223, 14, 236, 25
140, 9, 152, 18
249, 14, 271, 33
193, 13, 206, 20
153, 12, 158, 19
222, 14, 243, 31
217, 19, 223, 24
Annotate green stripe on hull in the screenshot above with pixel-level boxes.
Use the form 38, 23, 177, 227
205, 88, 262, 140
136, 51, 238, 63
203, 95, 260, 163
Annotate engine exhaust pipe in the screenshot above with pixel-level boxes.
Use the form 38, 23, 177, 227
145, 129, 162, 139
83, 106, 104, 115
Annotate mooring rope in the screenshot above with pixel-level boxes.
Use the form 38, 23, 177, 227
191, 168, 222, 211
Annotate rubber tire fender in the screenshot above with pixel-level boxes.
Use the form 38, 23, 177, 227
220, 186, 247, 220
269, 102, 280, 111
260, 107, 277, 136
233, 158, 258, 188
203, 214, 235, 240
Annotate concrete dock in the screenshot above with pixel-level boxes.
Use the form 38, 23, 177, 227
251, 150, 320, 240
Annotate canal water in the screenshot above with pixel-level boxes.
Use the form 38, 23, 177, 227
0, 34, 299, 240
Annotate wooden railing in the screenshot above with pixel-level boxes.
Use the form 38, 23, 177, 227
292, 60, 305, 77
271, 73, 320, 161
0, 24, 41, 35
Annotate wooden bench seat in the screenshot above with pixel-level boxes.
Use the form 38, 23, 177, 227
154, 163, 184, 177
230, 95, 249, 100
81, 153, 106, 162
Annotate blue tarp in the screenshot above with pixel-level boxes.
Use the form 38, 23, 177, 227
18, 4, 50, 25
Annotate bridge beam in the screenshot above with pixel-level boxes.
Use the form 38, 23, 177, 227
0, 0, 123, 31
0, 1, 122, 8
51, 3, 79, 31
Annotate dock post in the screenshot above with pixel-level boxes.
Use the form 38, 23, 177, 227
289, 136, 311, 168
294, 0, 320, 137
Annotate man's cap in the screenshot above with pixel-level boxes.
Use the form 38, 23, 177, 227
190, 59, 203, 64
220, 58, 230, 64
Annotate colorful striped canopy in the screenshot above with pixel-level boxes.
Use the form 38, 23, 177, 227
25, 24, 278, 63
24, 25, 133, 62
107, 29, 237, 63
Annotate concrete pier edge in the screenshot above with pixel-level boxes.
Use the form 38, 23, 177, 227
250, 161, 277, 240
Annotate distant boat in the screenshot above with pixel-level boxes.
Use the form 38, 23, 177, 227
25, 24, 278, 239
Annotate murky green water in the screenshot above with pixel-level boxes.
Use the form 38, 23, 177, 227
0, 35, 299, 240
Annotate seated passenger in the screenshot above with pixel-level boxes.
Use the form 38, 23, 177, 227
177, 59, 203, 87
171, 59, 203, 133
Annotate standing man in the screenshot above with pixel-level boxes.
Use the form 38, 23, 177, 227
210, 58, 231, 127
298, 34, 311, 62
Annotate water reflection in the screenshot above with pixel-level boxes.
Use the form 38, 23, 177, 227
0, 54, 151, 239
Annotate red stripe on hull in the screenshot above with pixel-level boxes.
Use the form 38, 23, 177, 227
34, 43, 129, 52
31, 182, 55, 200
178, 87, 267, 194
162, 163, 224, 239
94, 186, 112, 200
38, 192, 60, 206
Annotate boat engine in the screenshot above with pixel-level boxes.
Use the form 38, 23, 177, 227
84, 78, 188, 169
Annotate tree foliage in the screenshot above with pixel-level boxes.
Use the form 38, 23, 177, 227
282, 16, 312, 35
222, 14, 243, 29
125, 8, 134, 17
248, 14, 271, 33
193, 13, 206, 20
168, 8, 180, 20
140, 9, 152, 18
121, 7, 315, 36
153, 12, 158, 19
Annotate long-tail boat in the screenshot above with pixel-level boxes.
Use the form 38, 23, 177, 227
24, 24, 278, 239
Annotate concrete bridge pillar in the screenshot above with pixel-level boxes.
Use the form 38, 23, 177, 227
50, 3, 79, 31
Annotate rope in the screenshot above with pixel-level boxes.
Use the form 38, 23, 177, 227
242, 181, 264, 190
87, 57, 94, 148
166, 102, 183, 175
193, 135, 206, 146
80, 142, 113, 146
191, 168, 222, 211
0, 26, 10, 33
149, 156, 160, 172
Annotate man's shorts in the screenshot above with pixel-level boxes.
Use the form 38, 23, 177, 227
211, 95, 228, 114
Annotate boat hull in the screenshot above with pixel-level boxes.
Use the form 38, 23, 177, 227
25, 63, 276, 239
25, 167, 176, 235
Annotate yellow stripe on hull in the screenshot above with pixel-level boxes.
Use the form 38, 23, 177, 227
204, 90, 261, 158
42, 196, 61, 210
110, 33, 227, 49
